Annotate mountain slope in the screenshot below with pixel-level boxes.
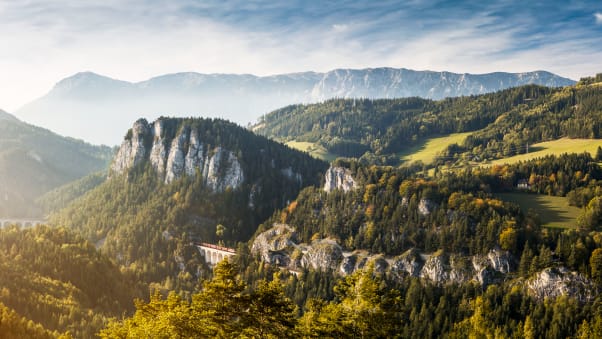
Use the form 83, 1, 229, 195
0, 110, 112, 217
255, 85, 555, 162
256, 80, 602, 165
16, 68, 574, 145
0, 225, 143, 338
51, 117, 327, 285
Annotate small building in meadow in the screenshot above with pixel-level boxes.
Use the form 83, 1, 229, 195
516, 179, 530, 190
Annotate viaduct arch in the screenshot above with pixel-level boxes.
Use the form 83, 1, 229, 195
196, 243, 236, 265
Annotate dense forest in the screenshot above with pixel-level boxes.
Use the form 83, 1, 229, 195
258, 154, 601, 255
94, 151, 602, 338
102, 255, 602, 338
0, 225, 142, 338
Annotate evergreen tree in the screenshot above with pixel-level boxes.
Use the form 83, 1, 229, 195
191, 260, 248, 337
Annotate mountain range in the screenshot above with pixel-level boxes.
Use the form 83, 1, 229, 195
16, 68, 575, 145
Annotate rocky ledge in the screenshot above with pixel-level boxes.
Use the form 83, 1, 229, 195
252, 223, 515, 287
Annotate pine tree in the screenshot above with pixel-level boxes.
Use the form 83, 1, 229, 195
523, 315, 536, 339
519, 242, 534, 276
191, 259, 248, 337
590, 248, 602, 283
244, 274, 298, 338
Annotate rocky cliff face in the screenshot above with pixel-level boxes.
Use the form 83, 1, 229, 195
251, 224, 298, 263
112, 119, 149, 174
301, 239, 344, 271
252, 224, 515, 286
323, 166, 357, 193
111, 118, 244, 192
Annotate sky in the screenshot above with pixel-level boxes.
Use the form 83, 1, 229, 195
1, 0, 601, 112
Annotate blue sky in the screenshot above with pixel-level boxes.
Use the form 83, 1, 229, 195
1, 0, 601, 111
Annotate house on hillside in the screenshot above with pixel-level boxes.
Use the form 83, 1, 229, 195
516, 179, 530, 190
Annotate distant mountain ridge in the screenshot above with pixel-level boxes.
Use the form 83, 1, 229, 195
16, 68, 575, 145
0, 109, 112, 217
0, 109, 19, 121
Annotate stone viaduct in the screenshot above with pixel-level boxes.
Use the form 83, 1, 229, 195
0, 218, 46, 228
196, 242, 236, 265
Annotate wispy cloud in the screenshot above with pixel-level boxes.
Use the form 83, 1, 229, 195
1, 0, 602, 111
332, 24, 349, 33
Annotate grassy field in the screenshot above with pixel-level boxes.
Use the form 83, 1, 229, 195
496, 193, 582, 229
285, 141, 338, 162
399, 132, 471, 165
489, 138, 602, 166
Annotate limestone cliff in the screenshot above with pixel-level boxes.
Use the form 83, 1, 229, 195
112, 119, 150, 174
252, 224, 515, 286
111, 118, 244, 192
323, 166, 357, 193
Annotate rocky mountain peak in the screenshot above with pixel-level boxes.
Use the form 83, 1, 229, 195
111, 118, 244, 192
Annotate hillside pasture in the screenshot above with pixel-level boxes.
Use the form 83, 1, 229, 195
488, 138, 602, 166
497, 193, 581, 229
399, 132, 471, 165
285, 141, 338, 162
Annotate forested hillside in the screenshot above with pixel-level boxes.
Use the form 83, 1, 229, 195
36, 172, 106, 214
51, 117, 327, 290
239, 153, 602, 338
0, 301, 59, 339
94, 151, 602, 338
0, 110, 112, 217
256, 77, 602, 166
0, 225, 143, 338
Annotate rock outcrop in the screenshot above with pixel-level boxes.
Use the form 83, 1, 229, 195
418, 198, 436, 216
420, 251, 451, 283
251, 224, 298, 263
301, 239, 344, 271
111, 119, 244, 192
252, 224, 516, 286
527, 267, 595, 302
112, 119, 150, 174
391, 248, 424, 278
323, 166, 357, 193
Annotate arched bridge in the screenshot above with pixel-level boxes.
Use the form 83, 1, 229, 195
0, 218, 46, 228
196, 243, 236, 265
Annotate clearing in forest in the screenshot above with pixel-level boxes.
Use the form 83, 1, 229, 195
497, 193, 581, 229
489, 138, 602, 166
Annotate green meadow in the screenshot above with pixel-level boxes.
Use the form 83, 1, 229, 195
497, 193, 582, 229
399, 132, 471, 165
285, 141, 338, 162
489, 138, 602, 166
